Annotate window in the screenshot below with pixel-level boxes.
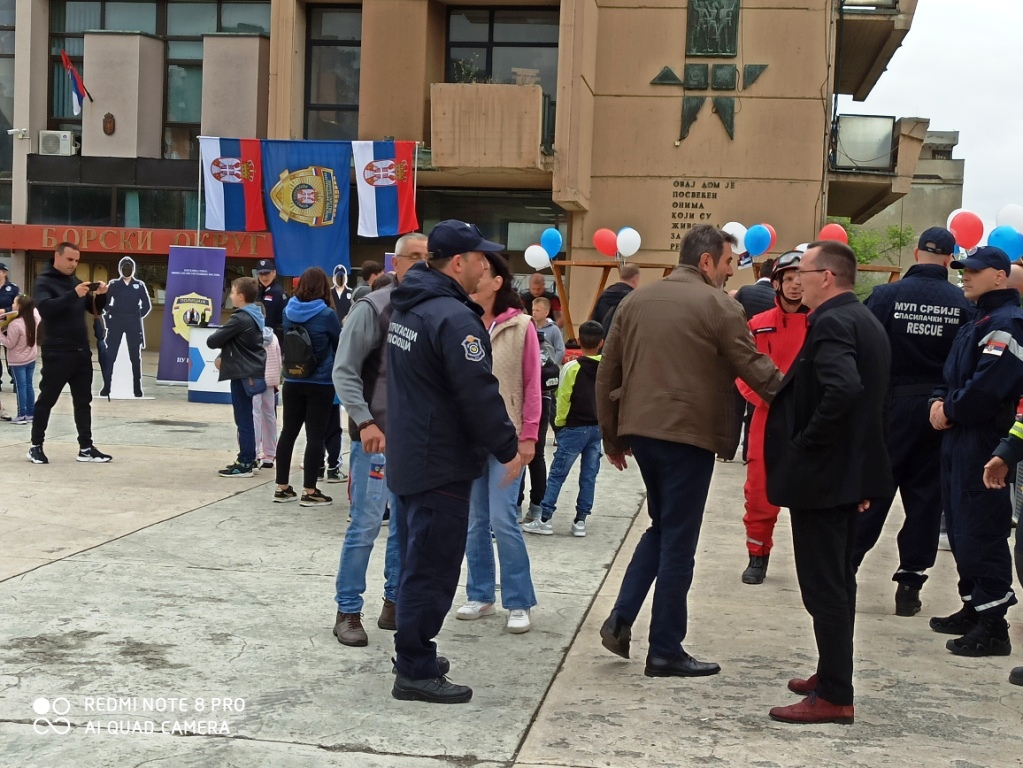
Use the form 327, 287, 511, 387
305, 6, 361, 140
27, 184, 198, 229
0, 0, 14, 219
48, 0, 272, 159
446, 8, 559, 146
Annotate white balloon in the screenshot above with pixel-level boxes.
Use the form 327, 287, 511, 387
795, 243, 810, 252
946, 207, 965, 229
996, 203, 1023, 231
616, 227, 642, 258
723, 221, 748, 254
524, 244, 551, 270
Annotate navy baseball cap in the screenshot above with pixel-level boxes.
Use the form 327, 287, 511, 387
0, 262, 7, 271
256, 258, 276, 273
951, 246, 1011, 274
918, 227, 956, 256
428, 220, 504, 260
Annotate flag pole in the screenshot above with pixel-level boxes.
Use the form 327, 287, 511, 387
196, 137, 203, 243
413, 141, 420, 228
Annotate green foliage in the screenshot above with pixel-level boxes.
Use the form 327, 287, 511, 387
827, 217, 915, 266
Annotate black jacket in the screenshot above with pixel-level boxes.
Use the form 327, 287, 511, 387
258, 281, 286, 329
34, 264, 107, 350
206, 308, 266, 381
590, 282, 633, 336
386, 262, 519, 496
105, 277, 152, 321
734, 280, 777, 320
765, 292, 894, 509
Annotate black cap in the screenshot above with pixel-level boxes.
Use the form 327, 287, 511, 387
0, 262, 7, 271
256, 258, 276, 273
918, 227, 956, 256
427, 220, 504, 260
951, 246, 1011, 274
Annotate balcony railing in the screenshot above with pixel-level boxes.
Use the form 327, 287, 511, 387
841, 0, 898, 10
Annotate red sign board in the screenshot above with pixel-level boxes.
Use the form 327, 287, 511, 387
0, 224, 274, 258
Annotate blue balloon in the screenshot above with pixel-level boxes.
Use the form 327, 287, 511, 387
989, 225, 1023, 260
744, 224, 771, 257
540, 228, 563, 258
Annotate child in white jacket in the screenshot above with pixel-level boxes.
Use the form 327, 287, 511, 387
253, 325, 282, 470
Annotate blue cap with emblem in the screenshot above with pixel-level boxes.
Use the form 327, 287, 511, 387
0, 262, 7, 271
428, 220, 504, 260
951, 245, 1011, 274
257, 258, 276, 273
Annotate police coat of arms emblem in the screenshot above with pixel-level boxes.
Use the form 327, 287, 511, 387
268, 166, 340, 227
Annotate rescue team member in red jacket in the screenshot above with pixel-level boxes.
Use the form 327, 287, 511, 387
737, 251, 809, 584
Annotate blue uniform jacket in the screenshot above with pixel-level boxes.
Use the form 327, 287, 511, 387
865, 263, 972, 389
386, 262, 519, 497
935, 288, 1023, 442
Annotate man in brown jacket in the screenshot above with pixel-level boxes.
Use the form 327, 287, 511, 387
596, 224, 782, 678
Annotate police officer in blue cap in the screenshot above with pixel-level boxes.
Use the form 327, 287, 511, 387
0, 261, 20, 391
256, 258, 285, 341
928, 245, 1023, 656
852, 227, 972, 616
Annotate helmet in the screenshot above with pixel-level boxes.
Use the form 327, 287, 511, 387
772, 251, 802, 278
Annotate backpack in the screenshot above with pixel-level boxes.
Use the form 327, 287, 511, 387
282, 324, 318, 378
538, 330, 561, 394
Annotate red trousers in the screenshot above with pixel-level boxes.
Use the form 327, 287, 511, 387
743, 406, 780, 556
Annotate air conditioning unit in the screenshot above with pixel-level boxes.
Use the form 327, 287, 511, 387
38, 130, 78, 157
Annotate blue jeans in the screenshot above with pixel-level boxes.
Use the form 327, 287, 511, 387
466, 454, 537, 610
613, 436, 715, 659
11, 362, 35, 418
334, 441, 401, 613
540, 424, 601, 521
229, 379, 256, 466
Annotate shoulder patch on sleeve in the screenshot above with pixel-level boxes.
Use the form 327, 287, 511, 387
462, 334, 485, 362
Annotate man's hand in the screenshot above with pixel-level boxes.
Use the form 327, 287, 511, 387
95, 281, 108, 295
984, 456, 1009, 489
75, 282, 91, 297
857, 499, 871, 513
361, 423, 385, 454
929, 400, 950, 431
517, 439, 536, 466
607, 449, 632, 471
501, 454, 524, 487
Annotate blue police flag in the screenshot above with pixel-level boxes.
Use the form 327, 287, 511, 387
261, 140, 352, 276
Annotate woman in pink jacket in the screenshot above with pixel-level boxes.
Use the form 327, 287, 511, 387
0, 295, 41, 424
457, 253, 542, 634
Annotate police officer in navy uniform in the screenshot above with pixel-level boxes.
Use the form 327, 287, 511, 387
852, 227, 972, 616
256, 258, 286, 341
101, 256, 152, 398
331, 264, 353, 324
928, 245, 1023, 656
0, 261, 20, 390
387, 220, 525, 704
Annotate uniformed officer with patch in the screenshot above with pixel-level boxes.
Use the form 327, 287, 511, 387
101, 257, 152, 398
0, 261, 21, 389
386, 220, 525, 704
852, 227, 972, 616
256, 258, 286, 340
928, 245, 1023, 656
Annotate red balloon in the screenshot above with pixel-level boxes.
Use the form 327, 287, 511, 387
763, 223, 777, 252
818, 223, 849, 244
593, 228, 618, 257
950, 211, 984, 250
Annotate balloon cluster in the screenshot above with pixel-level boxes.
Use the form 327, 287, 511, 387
722, 221, 777, 258
989, 205, 1023, 260
592, 227, 642, 259
525, 228, 563, 270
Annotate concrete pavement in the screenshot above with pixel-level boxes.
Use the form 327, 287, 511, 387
1, 353, 1020, 767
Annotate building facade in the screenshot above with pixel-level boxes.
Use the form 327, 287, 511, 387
0, 0, 923, 344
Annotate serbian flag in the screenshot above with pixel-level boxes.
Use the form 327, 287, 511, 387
199, 137, 267, 232
353, 141, 419, 237
60, 50, 92, 116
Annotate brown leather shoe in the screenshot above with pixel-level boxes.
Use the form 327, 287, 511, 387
333, 611, 368, 647
378, 598, 397, 631
787, 673, 818, 695
769, 693, 854, 724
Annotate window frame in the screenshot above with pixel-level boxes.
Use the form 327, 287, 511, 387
445, 6, 560, 85
303, 4, 362, 141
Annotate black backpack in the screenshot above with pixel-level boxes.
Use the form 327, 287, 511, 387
282, 324, 318, 378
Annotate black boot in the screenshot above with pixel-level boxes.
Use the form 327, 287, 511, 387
895, 584, 921, 617
599, 610, 632, 659
742, 554, 770, 585
946, 615, 1011, 657
929, 603, 978, 635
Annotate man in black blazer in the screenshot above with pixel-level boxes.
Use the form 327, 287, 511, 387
764, 240, 893, 725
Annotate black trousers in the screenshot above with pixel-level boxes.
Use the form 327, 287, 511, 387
853, 394, 941, 588
791, 504, 858, 706
393, 481, 473, 680
103, 318, 144, 394
274, 382, 334, 490
324, 403, 342, 467
518, 395, 551, 507
31, 347, 94, 448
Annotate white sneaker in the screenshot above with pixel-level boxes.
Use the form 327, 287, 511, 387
572, 519, 587, 537
506, 608, 531, 634
456, 601, 496, 620
522, 518, 553, 536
